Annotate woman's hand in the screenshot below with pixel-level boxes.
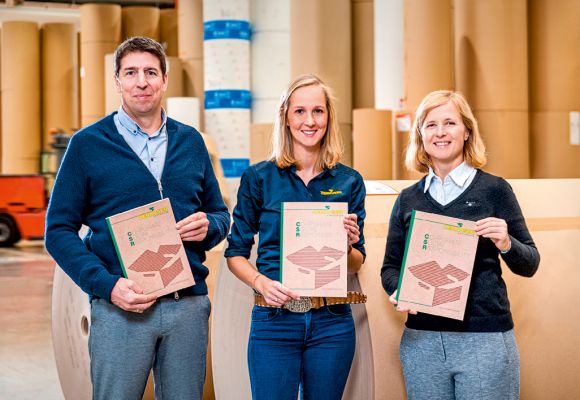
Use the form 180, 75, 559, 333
255, 275, 300, 307
389, 290, 417, 315
343, 213, 360, 248
475, 217, 511, 252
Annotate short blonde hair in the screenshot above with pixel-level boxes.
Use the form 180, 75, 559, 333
270, 74, 343, 170
406, 90, 487, 173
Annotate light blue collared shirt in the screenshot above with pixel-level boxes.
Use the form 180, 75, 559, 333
424, 162, 477, 205
113, 106, 168, 181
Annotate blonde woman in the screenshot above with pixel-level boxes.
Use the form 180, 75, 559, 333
225, 75, 366, 400
381, 90, 540, 399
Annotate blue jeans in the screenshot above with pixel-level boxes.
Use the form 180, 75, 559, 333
400, 328, 520, 400
248, 304, 356, 400
89, 296, 211, 400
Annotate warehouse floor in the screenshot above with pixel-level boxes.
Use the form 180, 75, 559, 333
0, 244, 63, 400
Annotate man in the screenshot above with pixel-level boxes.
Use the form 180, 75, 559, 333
45, 37, 230, 399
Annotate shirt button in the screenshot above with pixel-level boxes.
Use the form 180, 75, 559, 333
150, 158, 154, 161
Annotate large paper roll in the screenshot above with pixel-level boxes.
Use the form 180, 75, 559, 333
352, 0, 375, 109
250, 123, 273, 164
52, 265, 92, 400
353, 109, 392, 180
42, 23, 76, 150
529, 0, 580, 112
290, 0, 352, 125
80, 4, 121, 126
81, 41, 118, 123
122, 6, 160, 41
162, 57, 184, 110
203, 0, 251, 201
104, 53, 118, 114
160, 9, 178, 57
454, 0, 528, 111
1, 21, 41, 174
80, 4, 121, 44
403, 0, 453, 112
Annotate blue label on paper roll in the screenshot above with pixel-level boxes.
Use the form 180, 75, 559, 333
204, 20, 251, 41
205, 90, 251, 109
221, 158, 250, 178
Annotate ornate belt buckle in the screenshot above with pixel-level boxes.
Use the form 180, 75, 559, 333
284, 297, 312, 313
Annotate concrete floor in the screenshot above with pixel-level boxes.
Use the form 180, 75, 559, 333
0, 243, 64, 400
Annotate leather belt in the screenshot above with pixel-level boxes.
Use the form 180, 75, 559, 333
254, 291, 367, 313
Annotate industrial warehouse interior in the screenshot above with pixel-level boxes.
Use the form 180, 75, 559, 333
0, 0, 579, 399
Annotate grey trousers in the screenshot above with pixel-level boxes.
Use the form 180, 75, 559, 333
89, 296, 211, 400
400, 328, 520, 400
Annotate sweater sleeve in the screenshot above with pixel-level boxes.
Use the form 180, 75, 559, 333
45, 134, 120, 301
198, 143, 231, 250
496, 180, 540, 277
380, 195, 407, 295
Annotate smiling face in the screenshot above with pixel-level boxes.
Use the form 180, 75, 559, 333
421, 101, 469, 173
286, 84, 328, 156
115, 51, 167, 122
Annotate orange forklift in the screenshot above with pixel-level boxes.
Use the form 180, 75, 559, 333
0, 175, 47, 246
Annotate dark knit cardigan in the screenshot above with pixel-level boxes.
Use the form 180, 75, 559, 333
381, 170, 540, 332
46, 113, 230, 302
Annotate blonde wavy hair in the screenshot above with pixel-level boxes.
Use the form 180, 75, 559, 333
270, 74, 343, 170
406, 90, 487, 173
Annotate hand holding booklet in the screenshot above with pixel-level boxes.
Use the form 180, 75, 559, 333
106, 198, 195, 298
396, 210, 478, 320
281, 202, 348, 297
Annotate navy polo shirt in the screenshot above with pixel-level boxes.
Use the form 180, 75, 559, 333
225, 160, 366, 281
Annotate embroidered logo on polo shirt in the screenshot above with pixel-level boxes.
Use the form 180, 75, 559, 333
320, 188, 342, 195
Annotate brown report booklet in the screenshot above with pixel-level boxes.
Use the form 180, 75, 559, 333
281, 202, 348, 297
106, 198, 195, 297
396, 210, 478, 320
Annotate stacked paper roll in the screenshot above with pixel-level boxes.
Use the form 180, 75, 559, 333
352, 109, 392, 180
290, 0, 353, 165
122, 6, 160, 41
529, 0, 580, 178
203, 0, 251, 204
352, 0, 375, 109
250, 0, 290, 123
455, 0, 530, 178
250, 123, 273, 164
178, 0, 205, 128
42, 23, 76, 150
80, 4, 121, 126
160, 9, 178, 57
167, 97, 201, 130
162, 57, 184, 110
1, 21, 41, 174
403, 0, 453, 112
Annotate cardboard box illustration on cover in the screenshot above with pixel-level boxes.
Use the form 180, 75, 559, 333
107, 198, 195, 297
281, 202, 348, 297
396, 210, 478, 320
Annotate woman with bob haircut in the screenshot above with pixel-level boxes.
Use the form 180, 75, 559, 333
381, 90, 539, 399
225, 74, 366, 400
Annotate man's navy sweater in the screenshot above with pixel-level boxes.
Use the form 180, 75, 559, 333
381, 170, 540, 332
45, 113, 230, 302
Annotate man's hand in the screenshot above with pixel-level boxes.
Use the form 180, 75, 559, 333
176, 212, 209, 242
110, 278, 157, 313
